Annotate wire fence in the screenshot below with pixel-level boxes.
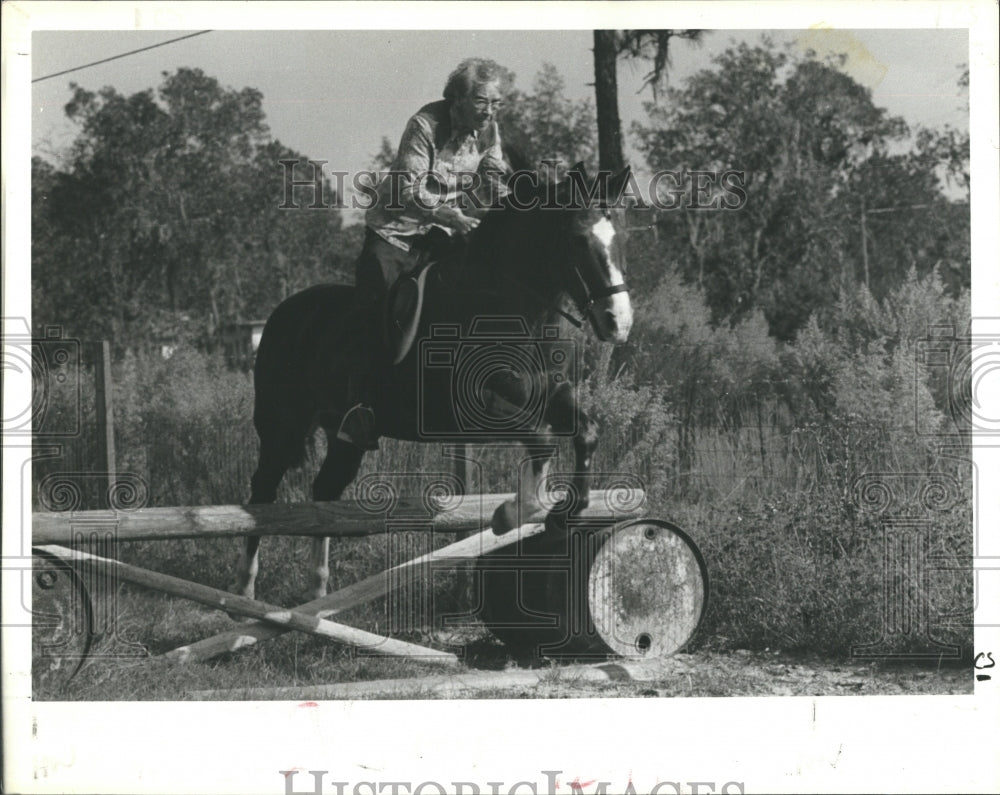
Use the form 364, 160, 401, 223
32, 413, 961, 513
29, 341, 965, 512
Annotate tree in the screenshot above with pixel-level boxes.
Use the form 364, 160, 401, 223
632, 40, 969, 339
499, 63, 597, 173
33, 68, 350, 350
593, 29, 704, 172
593, 31, 626, 174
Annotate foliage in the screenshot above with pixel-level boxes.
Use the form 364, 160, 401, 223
632, 39, 970, 339
113, 346, 256, 506
33, 69, 351, 352
616, 29, 705, 97
684, 492, 971, 656
499, 63, 597, 173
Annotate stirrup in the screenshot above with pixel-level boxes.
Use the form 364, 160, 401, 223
336, 403, 379, 451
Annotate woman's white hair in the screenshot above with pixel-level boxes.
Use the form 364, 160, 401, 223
443, 58, 507, 102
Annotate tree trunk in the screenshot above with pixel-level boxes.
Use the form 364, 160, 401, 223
593, 30, 626, 174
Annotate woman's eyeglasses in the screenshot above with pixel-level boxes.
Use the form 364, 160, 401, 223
472, 98, 504, 112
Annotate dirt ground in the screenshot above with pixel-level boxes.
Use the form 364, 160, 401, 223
507, 649, 971, 700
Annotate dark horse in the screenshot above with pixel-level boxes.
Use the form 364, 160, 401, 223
234, 165, 634, 601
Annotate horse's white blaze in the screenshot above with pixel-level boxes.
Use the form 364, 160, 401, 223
590, 216, 632, 342
592, 216, 617, 261
606, 291, 633, 342
607, 260, 625, 287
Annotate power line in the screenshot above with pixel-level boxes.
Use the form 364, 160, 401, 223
32, 31, 212, 84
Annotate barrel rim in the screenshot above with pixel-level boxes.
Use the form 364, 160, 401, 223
596, 517, 711, 655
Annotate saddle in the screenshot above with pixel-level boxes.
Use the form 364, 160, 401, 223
383, 232, 465, 365
384, 262, 432, 365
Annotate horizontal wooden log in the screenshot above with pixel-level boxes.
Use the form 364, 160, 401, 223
33, 488, 646, 545
36, 545, 457, 666
188, 657, 688, 700
165, 521, 552, 664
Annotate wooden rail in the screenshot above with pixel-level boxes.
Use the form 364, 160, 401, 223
165, 520, 553, 664
38, 544, 458, 666
33, 488, 646, 545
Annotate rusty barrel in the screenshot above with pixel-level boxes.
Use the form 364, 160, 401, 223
474, 518, 708, 659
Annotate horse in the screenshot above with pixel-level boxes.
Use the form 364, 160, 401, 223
234, 164, 634, 602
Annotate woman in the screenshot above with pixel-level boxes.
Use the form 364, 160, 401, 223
339, 58, 512, 450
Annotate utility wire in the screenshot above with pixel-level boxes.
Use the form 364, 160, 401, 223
32, 31, 212, 84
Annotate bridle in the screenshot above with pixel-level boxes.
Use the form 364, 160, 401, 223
565, 260, 629, 329
496, 254, 627, 330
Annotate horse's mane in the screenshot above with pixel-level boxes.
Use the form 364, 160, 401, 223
501, 142, 534, 175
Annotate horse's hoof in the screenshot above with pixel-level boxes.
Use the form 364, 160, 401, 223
491, 501, 519, 535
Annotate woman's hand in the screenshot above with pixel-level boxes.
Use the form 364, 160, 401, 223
433, 204, 480, 234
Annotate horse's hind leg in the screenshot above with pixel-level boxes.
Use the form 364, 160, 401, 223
306, 429, 366, 600
233, 424, 304, 601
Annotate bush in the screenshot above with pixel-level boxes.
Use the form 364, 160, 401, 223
678, 493, 972, 656
114, 346, 255, 506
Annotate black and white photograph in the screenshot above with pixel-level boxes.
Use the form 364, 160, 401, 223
3, 2, 998, 793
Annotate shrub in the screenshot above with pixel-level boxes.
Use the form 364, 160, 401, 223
114, 346, 255, 506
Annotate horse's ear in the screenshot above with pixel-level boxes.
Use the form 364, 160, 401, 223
571, 161, 588, 181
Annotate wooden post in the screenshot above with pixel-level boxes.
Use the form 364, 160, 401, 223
449, 443, 475, 618
91, 341, 116, 508
860, 197, 870, 288
450, 443, 474, 495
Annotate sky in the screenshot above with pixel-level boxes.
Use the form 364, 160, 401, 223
31, 27, 970, 210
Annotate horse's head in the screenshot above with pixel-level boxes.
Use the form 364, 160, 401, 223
547, 164, 634, 344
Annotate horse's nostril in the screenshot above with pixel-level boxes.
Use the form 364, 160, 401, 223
604, 310, 617, 329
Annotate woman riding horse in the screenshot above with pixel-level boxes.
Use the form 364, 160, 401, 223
341, 58, 513, 451
235, 55, 634, 603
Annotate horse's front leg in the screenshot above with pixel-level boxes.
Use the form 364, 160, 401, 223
545, 381, 597, 522
490, 443, 556, 534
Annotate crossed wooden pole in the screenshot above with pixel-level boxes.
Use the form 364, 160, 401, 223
33, 488, 644, 667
